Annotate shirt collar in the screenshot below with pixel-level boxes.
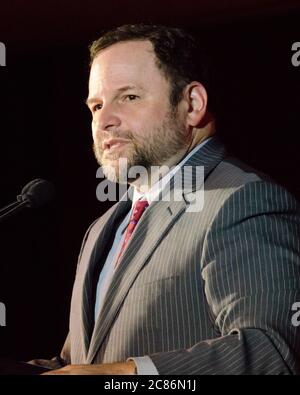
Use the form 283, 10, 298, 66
132, 137, 212, 205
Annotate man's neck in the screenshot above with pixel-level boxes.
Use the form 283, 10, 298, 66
131, 121, 215, 193
130, 147, 187, 193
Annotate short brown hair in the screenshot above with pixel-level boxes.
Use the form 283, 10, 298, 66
89, 24, 210, 108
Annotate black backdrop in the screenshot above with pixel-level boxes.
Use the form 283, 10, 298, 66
0, 1, 300, 362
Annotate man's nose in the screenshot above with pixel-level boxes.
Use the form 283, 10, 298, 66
93, 104, 121, 131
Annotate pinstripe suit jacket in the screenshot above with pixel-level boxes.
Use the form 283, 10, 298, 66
60, 137, 300, 374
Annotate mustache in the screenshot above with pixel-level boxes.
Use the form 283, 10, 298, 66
100, 130, 133, 140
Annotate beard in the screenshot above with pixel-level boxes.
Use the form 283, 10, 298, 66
93, 108, 189, 184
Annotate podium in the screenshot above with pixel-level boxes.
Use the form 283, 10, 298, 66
0, 358, 50, 375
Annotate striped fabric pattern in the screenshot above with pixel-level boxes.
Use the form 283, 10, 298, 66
115, 199, 149, 268
62, 137, 300, 374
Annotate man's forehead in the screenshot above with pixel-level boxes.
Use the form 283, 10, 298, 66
88, 40, 163, 93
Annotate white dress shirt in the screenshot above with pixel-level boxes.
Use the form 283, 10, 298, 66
94, 138, 212, 374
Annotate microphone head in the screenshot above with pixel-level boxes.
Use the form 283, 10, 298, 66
17, 179, 55, 208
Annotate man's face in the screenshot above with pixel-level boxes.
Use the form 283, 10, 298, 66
87, 40, 189, 182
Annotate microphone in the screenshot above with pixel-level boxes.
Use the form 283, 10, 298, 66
0, 179, 55, 223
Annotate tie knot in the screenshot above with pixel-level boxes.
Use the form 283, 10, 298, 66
132, 199, 149, 222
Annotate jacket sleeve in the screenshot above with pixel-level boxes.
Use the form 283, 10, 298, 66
149, 181, 300, 374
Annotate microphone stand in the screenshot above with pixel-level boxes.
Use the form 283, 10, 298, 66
0, 199, 29, 223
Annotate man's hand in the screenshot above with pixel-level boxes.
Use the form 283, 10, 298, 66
41, 360, 137, 375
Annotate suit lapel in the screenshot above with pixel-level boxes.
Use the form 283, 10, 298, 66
182, 136, 227, 191
76, 193, 132, 359
86, 198, 187, 363
86, 136, 227, 363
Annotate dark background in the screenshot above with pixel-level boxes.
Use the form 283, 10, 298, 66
0, 0, 299, 361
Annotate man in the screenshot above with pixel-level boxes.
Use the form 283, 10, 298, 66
34, 24, 300, 374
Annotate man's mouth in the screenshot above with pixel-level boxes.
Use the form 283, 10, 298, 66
102, 138, 130, 151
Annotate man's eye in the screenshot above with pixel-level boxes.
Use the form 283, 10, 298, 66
93, 104, 102, 111
125, 95, 138, 101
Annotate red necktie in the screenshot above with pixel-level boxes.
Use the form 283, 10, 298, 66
114, 199, 149, 268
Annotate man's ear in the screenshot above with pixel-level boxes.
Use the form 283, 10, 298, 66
183, 82, 208, 128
